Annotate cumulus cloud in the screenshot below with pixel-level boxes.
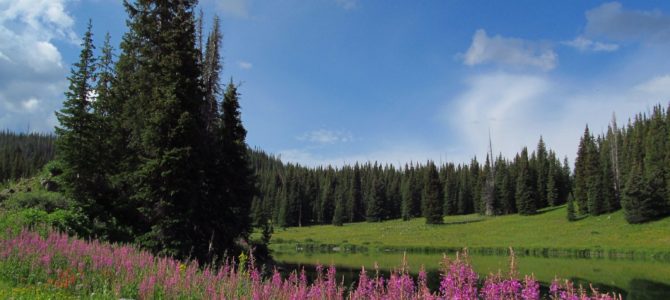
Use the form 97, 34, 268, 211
298, 129, 353, 145
463, 29, 557, 71
563, 36, 619, 52
0, 0, 75, 132
585, 2, 670, 43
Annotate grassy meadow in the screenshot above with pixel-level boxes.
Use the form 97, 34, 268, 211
270, 206, 670, 255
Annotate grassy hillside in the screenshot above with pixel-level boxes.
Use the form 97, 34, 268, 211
271, 206, 670, 255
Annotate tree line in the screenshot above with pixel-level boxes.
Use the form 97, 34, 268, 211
0, 131, 55, 183
53, 1, 254, 263
250, 136, 573, 227
572, 106, 670, 223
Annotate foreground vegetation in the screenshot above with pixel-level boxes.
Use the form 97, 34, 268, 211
271, 206, 670, 255
0, 228, 621, 299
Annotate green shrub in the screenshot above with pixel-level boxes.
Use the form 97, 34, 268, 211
0, 208, 89, 237
2, 191, 72, 213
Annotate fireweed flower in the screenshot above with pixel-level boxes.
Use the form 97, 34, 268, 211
0, 229, 622, 300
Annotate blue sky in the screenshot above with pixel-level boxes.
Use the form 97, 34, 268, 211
2, 1, 670, 167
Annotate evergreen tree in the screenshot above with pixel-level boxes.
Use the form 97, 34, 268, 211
546, 161, 559, 207
400, 169, 413, 221
366, 176, 385, 222
566, 194, 576, 221
118, 0, 207, 259
215, 81, 256, 247
443, 164, 458, 215
623, 163, 647, 223
348, 164, 363, 222
573, 126, 591, 215
639, 106, 670, 220
423, 162, 443, 224
332, 190, 344, 226
535, 137, 548, 209
54, 20, 100, 230
587, 139, 605, 216
515, 148, 536, 215
599, 138, 617, 212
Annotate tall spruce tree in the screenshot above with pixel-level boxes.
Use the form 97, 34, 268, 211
573, 126, 591, 215
348, 164, 363, 222
55, 20, 100, 232
90, 32, 126, 239
219, 81, 256, 238
366, 176, 385, 222
117, 0, 207, 258
535, 137, 548, 209
639, 106, 670, 220
332, 191, 344, 226
515, 148, 536, 215
587, 139, 605, 216
423, 162, 443, 224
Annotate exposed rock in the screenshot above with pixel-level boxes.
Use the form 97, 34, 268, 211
42, 180, 58, 192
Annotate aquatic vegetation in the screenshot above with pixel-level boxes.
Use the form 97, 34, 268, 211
0, 229, 620, 299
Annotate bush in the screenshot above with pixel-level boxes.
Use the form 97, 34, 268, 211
0, 208, 89, 237
2, 191, 72, 213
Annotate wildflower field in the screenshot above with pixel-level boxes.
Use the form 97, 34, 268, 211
0, 228, 620, 299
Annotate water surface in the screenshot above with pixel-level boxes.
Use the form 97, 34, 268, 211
273, 249, 670, 299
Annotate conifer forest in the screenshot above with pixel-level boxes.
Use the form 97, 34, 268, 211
1, 1, 670, 299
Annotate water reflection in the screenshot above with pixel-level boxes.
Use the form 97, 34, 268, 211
273, 250, 670, 299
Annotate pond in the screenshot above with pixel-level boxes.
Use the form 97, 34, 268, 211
272, 249, 670, 299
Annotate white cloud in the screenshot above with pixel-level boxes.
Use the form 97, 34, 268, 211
335, 0, 358, 10
298, 129, 353, 145
0, 0, 73, 132
238, 61, 253, 70
633, 75, 670, 101
21, 98, 40, 112
563, 36, 619, 52
585, 2, 670, 43
463, 29, 557, 71
447, 72, 670, 165
213, 0, 250, 18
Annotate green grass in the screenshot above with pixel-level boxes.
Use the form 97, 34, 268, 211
271, 206, 670, 254
0, 279, 77, 300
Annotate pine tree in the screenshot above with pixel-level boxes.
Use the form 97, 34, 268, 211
546, 161, 559, 207
348, 164, 363, 222
587, 139, 605, 216
202, 16, 222, 133
535, 137, 548, 209
623, 163, 647, 223
215, 81, 256, 250
515, 148, 536, 215
90, 32, 126, 239
423, 162, 443, 224
566, 194, 576, 221
639, 106, 670, 220
366, 176, 385, 222
54, 20, 99, 230
332, 191, 344, 226
443, 164, 458, 215
573, 126, 591, 215
599, 138, 617, 212
118, 0, 207, 258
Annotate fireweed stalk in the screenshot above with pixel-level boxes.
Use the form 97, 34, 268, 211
0, 229, 620, 299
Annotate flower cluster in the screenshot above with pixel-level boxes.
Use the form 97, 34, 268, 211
0, 229, 620, 299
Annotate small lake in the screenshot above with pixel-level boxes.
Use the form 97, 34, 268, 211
273, 249, 670, 299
